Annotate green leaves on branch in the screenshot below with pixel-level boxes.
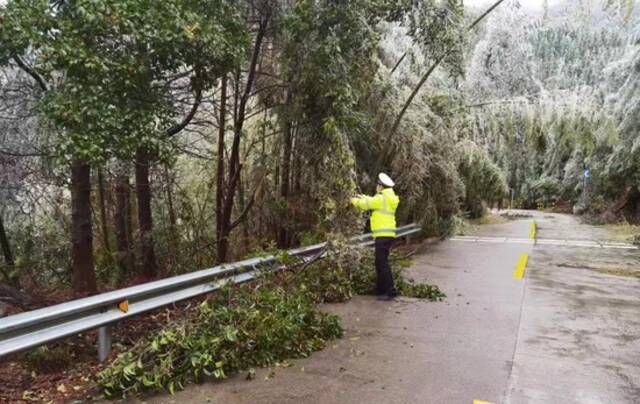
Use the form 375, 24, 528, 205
288, 239, 446, 303
98, 284, 342, 398
0, 0, 248, 164
275, 0, 393, 233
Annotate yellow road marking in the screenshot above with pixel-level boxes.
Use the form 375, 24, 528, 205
529, 220, 536, 239
513, 253, 529, 279
473, 400, 494, 404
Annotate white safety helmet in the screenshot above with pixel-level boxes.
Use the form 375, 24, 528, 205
377, 172, 395, 188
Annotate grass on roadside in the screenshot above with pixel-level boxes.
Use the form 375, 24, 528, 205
455, 213, 509, 235
596, 222, 640, 242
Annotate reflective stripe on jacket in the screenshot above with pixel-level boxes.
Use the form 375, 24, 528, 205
352, 188, 399, 238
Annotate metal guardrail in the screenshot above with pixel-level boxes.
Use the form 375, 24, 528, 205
0, 224, 421, 361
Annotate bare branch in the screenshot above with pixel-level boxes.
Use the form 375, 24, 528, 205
12, 56, 48, 92
166, 87, 202, 137
389, 0, 508, 139
228, 175, 265, 231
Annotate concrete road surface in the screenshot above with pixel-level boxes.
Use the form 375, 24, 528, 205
132, 211, 640, 404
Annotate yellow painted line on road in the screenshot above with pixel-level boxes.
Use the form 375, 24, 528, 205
473, 400, 494, 404
513, 253, 529, 279
529, 220, 536, 239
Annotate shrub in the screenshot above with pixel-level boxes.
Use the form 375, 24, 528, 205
24, 345, 75, 374
532, 176, 561, 209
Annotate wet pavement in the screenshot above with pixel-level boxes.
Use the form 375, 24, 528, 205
505, 214, 640, 404
132, 211, 640, 404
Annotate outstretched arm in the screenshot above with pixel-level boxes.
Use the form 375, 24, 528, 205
351, 194, 383, 211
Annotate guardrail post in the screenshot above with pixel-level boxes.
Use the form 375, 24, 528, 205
98, 325, 112, 362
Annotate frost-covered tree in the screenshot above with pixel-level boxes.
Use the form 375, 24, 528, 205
466, 0, 640, 218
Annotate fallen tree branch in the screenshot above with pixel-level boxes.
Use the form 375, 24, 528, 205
300, 245, 329, 271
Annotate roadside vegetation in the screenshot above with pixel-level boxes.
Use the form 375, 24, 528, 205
597, 223, 640, 243
455, 212, 510, 235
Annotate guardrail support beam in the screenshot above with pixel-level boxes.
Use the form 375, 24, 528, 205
98, 325, 112, 362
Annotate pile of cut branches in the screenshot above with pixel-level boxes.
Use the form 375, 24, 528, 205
98, 240, 444, 398
98, 284, 342, 397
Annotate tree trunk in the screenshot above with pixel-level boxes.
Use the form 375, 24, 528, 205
0, 213, 18, 287
115, 170, 134, 276
216, 75, 228, 263
164, 164, 177, 231
97, 169, 112, 258
218, 9, 270, 262
135, 148, 158, 278
291, 129, 302, 195
164, 164, 178, 265
278, 119, 293, 248
70, 159, 97, 293
237, 168, 250, 252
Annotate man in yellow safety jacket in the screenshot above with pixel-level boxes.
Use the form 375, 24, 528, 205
351, 173, 399, 300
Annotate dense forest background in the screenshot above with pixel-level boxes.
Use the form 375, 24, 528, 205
0, 0, 637, 299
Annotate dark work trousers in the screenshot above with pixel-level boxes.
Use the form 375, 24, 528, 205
374, 237, 397, 297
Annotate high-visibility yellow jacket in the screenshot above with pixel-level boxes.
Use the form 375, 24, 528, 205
351, 188, 399, 238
